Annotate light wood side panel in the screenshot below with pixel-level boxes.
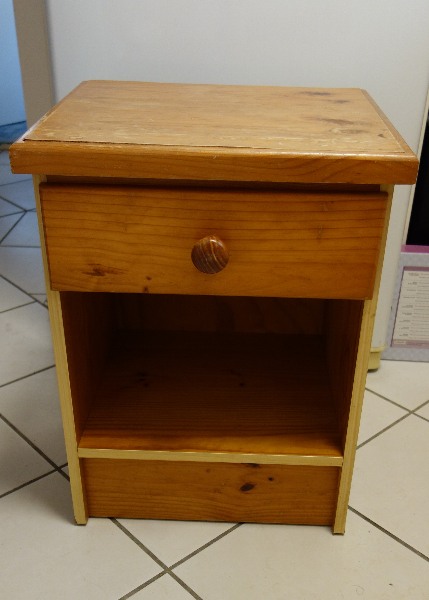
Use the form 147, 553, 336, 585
333, 185, 394, 534
32, 175, 88, 523
83, 458, 340, 525
116, 295, 325, 335
79, 332, 342, 459
78, 447, 343, 467
40, 185, 387, 299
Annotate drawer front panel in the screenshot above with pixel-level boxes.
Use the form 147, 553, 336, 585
40, 184, 387, 298
83, 458, 340, 525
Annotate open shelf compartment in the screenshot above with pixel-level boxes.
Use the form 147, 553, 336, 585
59, 293, 363, 467
78, 330, 342, 464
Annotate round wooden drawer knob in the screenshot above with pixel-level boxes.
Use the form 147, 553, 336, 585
191, 236, 229, 274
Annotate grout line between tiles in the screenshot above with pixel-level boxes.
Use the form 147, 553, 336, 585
0, 300, 35, 314
0, 364, 55, 389
0, 210, 24, 218
30, 294, 47, 302
169, 522, 243, 570
0, 177, 32, 188
358, 394, 429, 449
364, 387, 412, 412
410, 399, 429, 412
111, 519, 204, 600
0, 274, 47, 309
0, 212, 25, 244
0, 193, 29, 211
0, 467, 58, 499
58, 468, 70, 482
379, 357, 429, 363
111, 519, 167, 570
0, 412, 60, 470
349, 506, 429, 563
414, 413, 429, 424
168, 572, 205, 600
357, 413, 411, 450
116, 573, 168, 600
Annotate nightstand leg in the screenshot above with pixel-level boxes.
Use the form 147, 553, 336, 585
47, 291, 89, 524
333, 184, 394, 534
333, 299, 374, 534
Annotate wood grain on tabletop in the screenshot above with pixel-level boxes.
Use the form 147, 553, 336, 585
79, 331, 342, 460
83, 458, 340, 525
9, 81, 418, 183
39, 184, 387, 299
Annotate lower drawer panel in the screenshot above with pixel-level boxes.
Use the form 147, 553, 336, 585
83, 458, 340, 525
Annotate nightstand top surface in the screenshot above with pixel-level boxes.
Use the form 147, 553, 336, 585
10, 80, 418, 184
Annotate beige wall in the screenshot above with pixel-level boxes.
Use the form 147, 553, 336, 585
13, 0, 53, 127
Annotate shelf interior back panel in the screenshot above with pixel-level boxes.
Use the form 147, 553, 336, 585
79, 331, 342, 459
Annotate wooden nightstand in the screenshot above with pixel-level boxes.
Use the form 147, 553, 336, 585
10, 81, 418, 533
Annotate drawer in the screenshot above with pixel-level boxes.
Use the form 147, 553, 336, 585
83, 458, 340, 525
40, 184, 387, 299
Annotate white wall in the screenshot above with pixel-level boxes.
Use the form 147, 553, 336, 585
0, 0, 25, 125
45, 0, 429, 349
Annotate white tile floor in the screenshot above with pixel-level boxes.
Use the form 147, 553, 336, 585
1, 147, 429, 599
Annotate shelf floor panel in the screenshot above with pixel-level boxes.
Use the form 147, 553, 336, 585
79, 331, 342, 459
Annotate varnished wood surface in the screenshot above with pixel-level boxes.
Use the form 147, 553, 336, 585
33, 175, 88, 524
79, 331, 342, 460
40, 184, 387, 298
83, 458, 340, 524
324, 300, 364, 450
333, 184, 395, 534
10, 140, 418, 185
18, 83, 408, 529
23, 82, 407, 152
10, 81, 418, 183
116, 295, 326, 335
59, 292, 114, 440
191, 235, 229, 274
78, 447, 342, 467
